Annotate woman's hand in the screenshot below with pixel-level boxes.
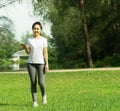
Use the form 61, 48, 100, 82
21, 44, 30, 54
43, 47, 49, 73
21, 44, 27, 49
45, 64, 49, 73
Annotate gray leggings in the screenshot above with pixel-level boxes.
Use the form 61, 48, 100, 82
27, 63, 46, 102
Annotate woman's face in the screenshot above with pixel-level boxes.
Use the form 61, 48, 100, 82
32, 24, 41, 37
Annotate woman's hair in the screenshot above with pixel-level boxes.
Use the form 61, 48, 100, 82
32, 21, 42, 29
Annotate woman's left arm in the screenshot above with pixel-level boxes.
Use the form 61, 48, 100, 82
43, 47, 49, 72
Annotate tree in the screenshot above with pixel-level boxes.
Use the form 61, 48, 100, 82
32, 0, 93, 68
79, 0, 93, 68
0, 16, 20, 59
32, 0, 120, 68
46, 1, 84, 68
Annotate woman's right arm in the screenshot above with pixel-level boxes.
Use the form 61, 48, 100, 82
21, 44, 30, 54
25, 45, 30, 54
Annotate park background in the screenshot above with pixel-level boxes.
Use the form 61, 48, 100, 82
1, 1, 120, 111
0, 0, 120, 71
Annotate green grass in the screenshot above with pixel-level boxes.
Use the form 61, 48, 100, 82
1, 70, 120, 111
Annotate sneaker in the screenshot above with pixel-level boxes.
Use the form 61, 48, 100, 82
33, 101, 38, 107
42, 95, 47, 104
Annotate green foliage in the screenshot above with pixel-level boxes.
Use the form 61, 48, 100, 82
48, 47, 58, 69
2, 0, 120, 70
31, 0, 120, 68
48, 2, 86, 68
0, 59, 13, 71
88, 1, 120, 62
0, 16, 22, 71
95, 53, 120, 67
0, 16, 20, 59
32, 0, 92, 68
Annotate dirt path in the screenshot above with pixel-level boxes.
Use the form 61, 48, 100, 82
0, 67, 120, 74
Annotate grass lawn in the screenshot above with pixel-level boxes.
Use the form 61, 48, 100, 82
0, 70, 120, 111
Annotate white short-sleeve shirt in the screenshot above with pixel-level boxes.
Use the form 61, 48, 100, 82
27, 36, 48, 64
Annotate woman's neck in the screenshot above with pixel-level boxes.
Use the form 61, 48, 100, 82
34, 35, 41, 38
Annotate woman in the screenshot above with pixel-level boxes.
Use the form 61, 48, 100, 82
23, 21, 49, 107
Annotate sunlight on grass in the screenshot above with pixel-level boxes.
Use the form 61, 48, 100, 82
0, 70, 120, 111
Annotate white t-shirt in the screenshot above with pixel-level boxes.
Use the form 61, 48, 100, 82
27, 36, 48, 64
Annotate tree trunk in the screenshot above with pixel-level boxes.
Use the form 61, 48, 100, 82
79, 0, 93, 68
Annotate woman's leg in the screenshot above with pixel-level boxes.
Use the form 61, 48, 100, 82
37, 64, 46, 96
27, 63, 37, 102
37, 64, 47, 103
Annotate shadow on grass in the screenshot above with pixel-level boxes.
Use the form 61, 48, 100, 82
0, 103, 30, 107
